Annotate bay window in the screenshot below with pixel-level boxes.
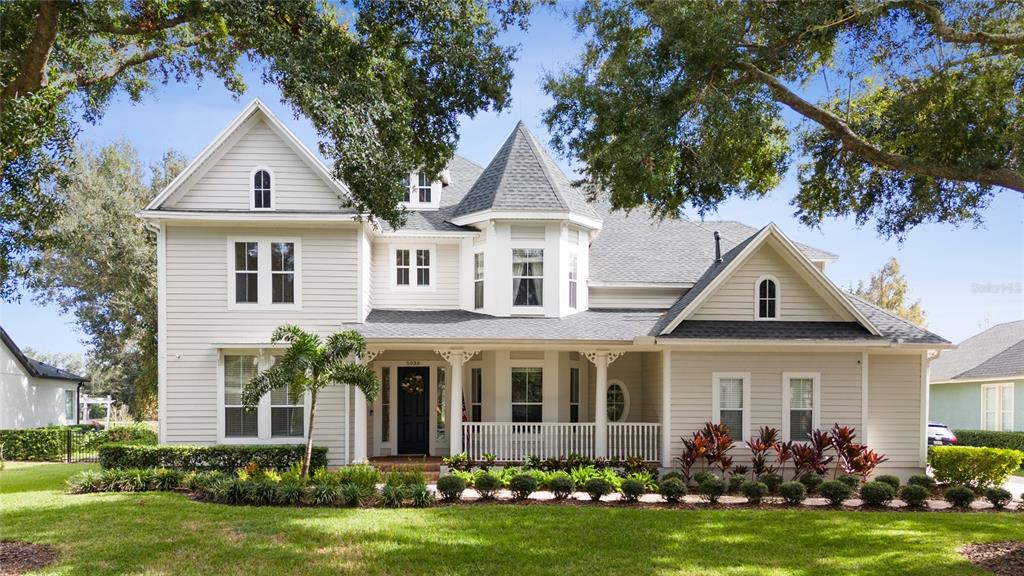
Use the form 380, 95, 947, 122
512, 249, 543, 307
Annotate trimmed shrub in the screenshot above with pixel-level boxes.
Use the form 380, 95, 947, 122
859, 481, 895, 507
508, 474, 537, 500
954, 429, 1024, 452
907, 474, 936, 491
819, 480, 853, 506
698, 476, 727, 504
620, 478, 645, 502
0, 427, 71, 460
660, 471, 685, 483
659, 477, 687, 503
837, 474, 860, 490
584, 478, 612, 501
692, 470, 715, 486
899, 484, 929, 508
85, 423, 157, 448
436, 474, 466, 502
799, 473, 824, 494
740, 481, 769, 504
98, 444, 328, 472
943, 485, 976, 509
759, 473, 784, 495
727, 474, 745, 494
928, 446, 1024, 489
779, 481, 807, 505
546, 472, 575, 500
473, 472, 501, 499
985, 487, 1013, 510
875, 474, 901, 491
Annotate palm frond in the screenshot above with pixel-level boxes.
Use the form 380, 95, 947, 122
324, 330, 367, 365
324, 361, 379, 403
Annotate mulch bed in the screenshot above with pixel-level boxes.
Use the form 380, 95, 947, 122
961, 542, 1024, 576
0, 541, 58, 576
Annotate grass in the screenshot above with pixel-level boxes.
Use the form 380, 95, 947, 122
2, 464, 1023, 575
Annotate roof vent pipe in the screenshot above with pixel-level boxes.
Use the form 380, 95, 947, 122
713, 231, 722, 263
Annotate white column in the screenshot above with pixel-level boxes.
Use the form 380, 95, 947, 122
661, 350, 672, 468
449, 352, 466, 456
353, 389, 367, 463
593, 352, 609, 458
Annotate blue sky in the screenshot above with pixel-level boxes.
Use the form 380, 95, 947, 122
1, 7, 1021, 355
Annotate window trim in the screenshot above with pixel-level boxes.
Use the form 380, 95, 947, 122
511, 247, 545, 311
226, 237, 302, 310
63, 389, 75, 422
510, 365, 544, 423
217, 350, 310, 444
606, 378, 629, 423
754, 275, 781, 320
473, 251, 485, 310
781, 372, 821, 442
270, 241, 297, 304
389, 244, 436, 291
249, 166, 275, 211
711, 372, 751, 441
980, 382, 1014, 431
399, 171, 440, 211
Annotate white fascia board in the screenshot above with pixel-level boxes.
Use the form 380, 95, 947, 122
655, 338, 949, 350
378, 229, 480, 239
138, 210, 363, 223
931, 374, 1024, 385
449, 210, 603, 231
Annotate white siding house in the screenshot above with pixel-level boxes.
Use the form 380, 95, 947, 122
141, 100, 950, 476
0, 327, 86, 429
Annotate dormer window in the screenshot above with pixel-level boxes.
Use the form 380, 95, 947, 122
757, 277, 778, 319
417, 172, 432, 203
252, 168, 272, 209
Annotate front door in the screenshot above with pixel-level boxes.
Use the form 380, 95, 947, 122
397, 366, 430, 454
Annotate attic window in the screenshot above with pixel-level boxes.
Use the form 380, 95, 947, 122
757, 277, 778, 319
253, 169, 272, 209
418, 172, 432, 202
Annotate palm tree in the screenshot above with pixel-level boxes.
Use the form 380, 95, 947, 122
242, 325, 378, 476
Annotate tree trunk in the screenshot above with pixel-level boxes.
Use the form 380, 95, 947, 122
3, 0, 59, 99
302, 388, 318, 477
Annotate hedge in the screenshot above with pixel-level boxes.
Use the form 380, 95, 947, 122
928, 445, 1024, 489
83, 423, 158, 448
0, 425, 97, 461
98, 443, 327, 472
954, 429, 1024, 453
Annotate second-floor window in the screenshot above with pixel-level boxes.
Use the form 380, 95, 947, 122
395, 248, 431, 287
512, 249, 543, 307
474, 253, 484, 309
396, 249, 410, 285
253, 169, 272, 209
234, 242, 259, 303
568, 253, 578, 309
271, 242, 295, 303
416, 249, 430, 285
757, 277, 778, 319
418, 172, 432, 203
230, 238, 300, 307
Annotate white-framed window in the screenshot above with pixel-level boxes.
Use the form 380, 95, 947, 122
271, 381, 304, 438
396, 249, 410, 285
402, 175, 411, 202
568, 253, 578, 309
569, 367, 580, 423
511, 367, 543, 422
607, 380, 629, 422
783, 372, 821, 442
756, 275, 779, 319
418, 172, 432, 203
981, 382, 1014, 431
712, 372, 751, 441
416, 249, 431, 286
220, 352, 308, 443
470, 368, 483, 422
63, 389, 75, 421
227, 238, 301, 309
224, 355, 260, 438
392, 246, 433, 289
512, 248, 543, 307
251, 167, 273, 210
474, 252, 484, 309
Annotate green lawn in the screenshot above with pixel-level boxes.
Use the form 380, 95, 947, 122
1, 463, 1022, 575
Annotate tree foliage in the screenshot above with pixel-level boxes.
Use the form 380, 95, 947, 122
28, 141, 184, 418
544, 0, 1023, 238
0, 0, 533, 298
852, 257, 927, 326
21, 347, 85, 376
243, 325, 378, 475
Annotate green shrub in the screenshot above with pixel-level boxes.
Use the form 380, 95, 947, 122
442, 452, 471, 471
900, 484, 929, 508
310, 483, 339, 506
859, 481, 895, 506
379, 484, 405, 508
759, 473, 783, 495
584, 478, 612, 501
943, 485, 976, 509
779, 481, 807, 505
692, 470, 715, 486
727, 474, 745, 494
408, 484, 434, 507
152, 467, 185, 491
436, 474, 466, 502
98, 444, 327, 472
928, 446, 1024, 489
954, 429, 1024, 452
474, 472, 501, 499
698, 476, 727, 504
626, 470, 658, 491
66, 470, 104, 494
875, 474, 901, 490
383, 468, 427, 489
0, 427, 71, 460
339, 482, 372, 507
620, 478, 645, 502
985, 487, 1013, 509
836, 474, 860, 490
659, 477, 687, 503
508, 474, 537, 500
451, 469, 475, 487
277, 479, 307, 505
85, 423, 157, 448
799, 473, 824, 494
819, 480, 853, 506
660, 471, 684, 483
907, 474, 936, 491
546, 472, 575, 500
740, 481, 769, 504
245, 480, 278, 505
335, 464, 380, 492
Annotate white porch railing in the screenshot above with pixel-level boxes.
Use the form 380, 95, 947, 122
461, 422, 660, 462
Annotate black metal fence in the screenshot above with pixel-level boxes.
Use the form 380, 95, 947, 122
65, 427, 100, 463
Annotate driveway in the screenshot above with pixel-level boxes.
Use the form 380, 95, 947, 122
1004, 474, 1024, 500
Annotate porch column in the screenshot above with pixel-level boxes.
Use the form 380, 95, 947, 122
436, 350, 478, 456
583, 351, 624, 459
353, 389, 367, 462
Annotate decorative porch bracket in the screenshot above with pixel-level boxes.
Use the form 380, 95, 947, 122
434, 349, 480, 456
581, 351, 626, 458
361, 348, 384, 364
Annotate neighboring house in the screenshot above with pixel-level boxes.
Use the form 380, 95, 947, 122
930, 321, 1024, 432
140, 100, 950, 478
0, 326, 87, 429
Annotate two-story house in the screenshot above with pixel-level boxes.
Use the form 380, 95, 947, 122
140, 100, 950, 478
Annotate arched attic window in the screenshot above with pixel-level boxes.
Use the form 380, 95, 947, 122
756, 276, 778, 319
253, 168, 273, 209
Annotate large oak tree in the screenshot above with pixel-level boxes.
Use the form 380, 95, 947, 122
544, 0, 1022, 237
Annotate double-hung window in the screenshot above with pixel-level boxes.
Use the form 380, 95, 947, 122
418, 172, 432, 203
512, 249, 543, 307
470, 368, 483, 422
396, 249, 410, 285
271, 242, 295, 303
784, 373, 820, 442
224, 355, 259, 437
511, 367, 543, 422
713, 372, 749, 441
982, 383, 1014, 431
271, 381, 304, 438
229, 239, 300, 307
395, 248, 431, 287
568, 253, 578, 309
474, 253, 484, 309
234, 242, 259, 304
416, 249, 431, 286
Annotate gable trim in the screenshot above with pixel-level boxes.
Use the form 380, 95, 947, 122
659, 224, 881, 336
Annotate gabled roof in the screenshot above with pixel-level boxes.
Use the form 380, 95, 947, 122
144, 99, 351, 211
450, 121, 600, 224
931, 320, 1024, 381
654, 224, 882, 337
0, 326, 87, 382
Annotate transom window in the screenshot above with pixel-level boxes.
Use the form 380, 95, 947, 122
271, 242, 295, 303
714, 373, 749, 441
757, 277, 778, 319
234, 242, 259, 303
512, 249, 543, 307
607, 382, 627, 422
982, 383, 1014, 431
253, 169, 272, 209
474, 253, 484, 309
224, 355, 259, 437
511, 367, 543, 422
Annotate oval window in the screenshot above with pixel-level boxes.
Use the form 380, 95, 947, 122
607, 382, 627, 422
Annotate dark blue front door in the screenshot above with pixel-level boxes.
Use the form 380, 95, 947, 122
397, 367, 430, 454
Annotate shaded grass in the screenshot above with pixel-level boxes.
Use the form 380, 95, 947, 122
1, 464, 1022, 575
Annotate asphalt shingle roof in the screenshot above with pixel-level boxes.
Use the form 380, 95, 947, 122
0, 326, 87, 382
383, 155, 484, 232
931, 320, 1024, 381
664, 321, 875, 340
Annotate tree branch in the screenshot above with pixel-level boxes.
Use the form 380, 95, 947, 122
898, 1, 1024, 47
2, 0, 59, 99
96, 13, 194, 36
741, 62, 1024, 193
72, 33, 212, 88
